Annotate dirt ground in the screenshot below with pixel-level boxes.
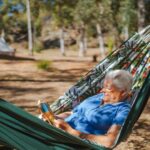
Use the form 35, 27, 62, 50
0, 48, 150, 150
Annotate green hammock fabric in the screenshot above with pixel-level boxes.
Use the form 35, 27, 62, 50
0, 26, 150, 150
0, 99, 108, 150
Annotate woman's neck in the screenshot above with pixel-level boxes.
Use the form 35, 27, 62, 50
102, 96, 128, 105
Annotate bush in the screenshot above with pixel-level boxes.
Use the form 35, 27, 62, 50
107, 37, 114, 53
33, 40, 44, 53
37, 60, 52, 71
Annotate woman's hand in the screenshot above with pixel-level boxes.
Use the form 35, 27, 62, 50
54, 119, 81, 136
54, 111, 72, 120
54, 119, 68, 130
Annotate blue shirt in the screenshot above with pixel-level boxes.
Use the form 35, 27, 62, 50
65, 93, 131, 135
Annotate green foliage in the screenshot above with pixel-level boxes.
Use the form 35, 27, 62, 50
52, 0, 77, 27
37, 60, 52, 71
34, 18, 42, 37
120, 0, 137, 34
86, 24, 97, 37
33, 40, 44, 53
0, 0, 27, 41
0, 0, 149, 49
73, 0, 98, 24
107, 36, 114, 53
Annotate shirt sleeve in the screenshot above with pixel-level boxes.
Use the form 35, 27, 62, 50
112, 104, 131, 126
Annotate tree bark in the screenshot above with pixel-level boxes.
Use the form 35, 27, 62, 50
96, 23, 105, 58
124, 25, 129, 40
1, 29, 5, 39
60, 27, 65, 56
26, 0, 33, 55
33, 25, 36, 49
78, 26, 86, 57
138, 0, 145, 31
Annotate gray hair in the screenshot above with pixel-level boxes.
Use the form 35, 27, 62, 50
104, 70, 133, 93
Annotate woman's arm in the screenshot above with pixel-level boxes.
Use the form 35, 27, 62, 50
54, 120, 120, 148
54, 119, 81, 136
80, 125, 121, 148
55, 111, 73, 120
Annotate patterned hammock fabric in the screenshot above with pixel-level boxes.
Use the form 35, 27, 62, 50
50, 26, 150, 115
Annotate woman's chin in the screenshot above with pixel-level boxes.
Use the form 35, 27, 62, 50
103, 98, 110, 103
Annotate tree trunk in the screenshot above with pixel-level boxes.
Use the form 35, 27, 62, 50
124, 25, 129, 40
78, 26, 86, 57
1, 29, 5, 39
33, 25, 36, 49
60, 27, 65, 56
26, 0, 33, 55
138, 0, 145, 31
84, 37, 87, 53
96, 24, 105, 58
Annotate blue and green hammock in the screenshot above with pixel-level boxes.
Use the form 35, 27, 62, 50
0, 26, 150, 150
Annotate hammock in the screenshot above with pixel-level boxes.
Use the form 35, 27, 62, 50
0, 26, 150, 150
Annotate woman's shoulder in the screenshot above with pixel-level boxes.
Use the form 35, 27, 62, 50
85, 93, 104, 103
76, 93, 104, 109
116, 101, 131, 112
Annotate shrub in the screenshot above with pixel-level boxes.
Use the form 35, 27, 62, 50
33, 40, 44, 53
37, 60, 52, 71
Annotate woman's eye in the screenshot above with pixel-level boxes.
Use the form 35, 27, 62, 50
104, 88, 111, 92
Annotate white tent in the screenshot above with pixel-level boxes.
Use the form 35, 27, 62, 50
0, 37, 15, 56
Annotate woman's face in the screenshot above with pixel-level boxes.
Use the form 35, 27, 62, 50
102, 80, 125, 104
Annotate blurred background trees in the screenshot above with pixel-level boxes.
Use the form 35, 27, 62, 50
0, 0, 149, 56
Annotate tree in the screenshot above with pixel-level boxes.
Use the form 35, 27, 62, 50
119, 0, 138, 39
95, 0, 112, 57
0, 0, 24, 39
51, 0, 77, 56
110, 0, 122, 46
31, 0, 48, 53
145, 0, 150, 26
26, 0, 33, 55
73, 0, 98, 57
137, 0, 145, 31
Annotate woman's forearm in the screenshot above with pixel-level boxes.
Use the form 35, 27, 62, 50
54, 119, 81, 136
54, 119, 117, 148
80, 133, 115, 148
55, 111, 72, 119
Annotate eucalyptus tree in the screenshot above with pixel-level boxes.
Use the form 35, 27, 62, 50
24, 0, 49, 55
145, 0, 150, 26
94, 0, 112, 57
119, 0, 137, 39
110, 0, 139, 45
51, 0, 76, 56
110, 0, 122, 45
0, 0, 34, 55
0, 0, 9, 37
25, 0, 48, 55
137, 0, 145, 31
26, 0, 33, 55
73, 0, 99, 57
0, 0, 25, 39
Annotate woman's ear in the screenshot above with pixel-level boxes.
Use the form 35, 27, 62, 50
121, 91, 127, 98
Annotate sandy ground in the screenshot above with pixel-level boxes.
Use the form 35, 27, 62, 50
0, 49, 149, 150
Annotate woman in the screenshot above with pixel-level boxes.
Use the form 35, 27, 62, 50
53, 70, 133, 148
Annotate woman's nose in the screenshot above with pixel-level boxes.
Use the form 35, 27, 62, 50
101, 89, 106, 93
102, 88, 111, 93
